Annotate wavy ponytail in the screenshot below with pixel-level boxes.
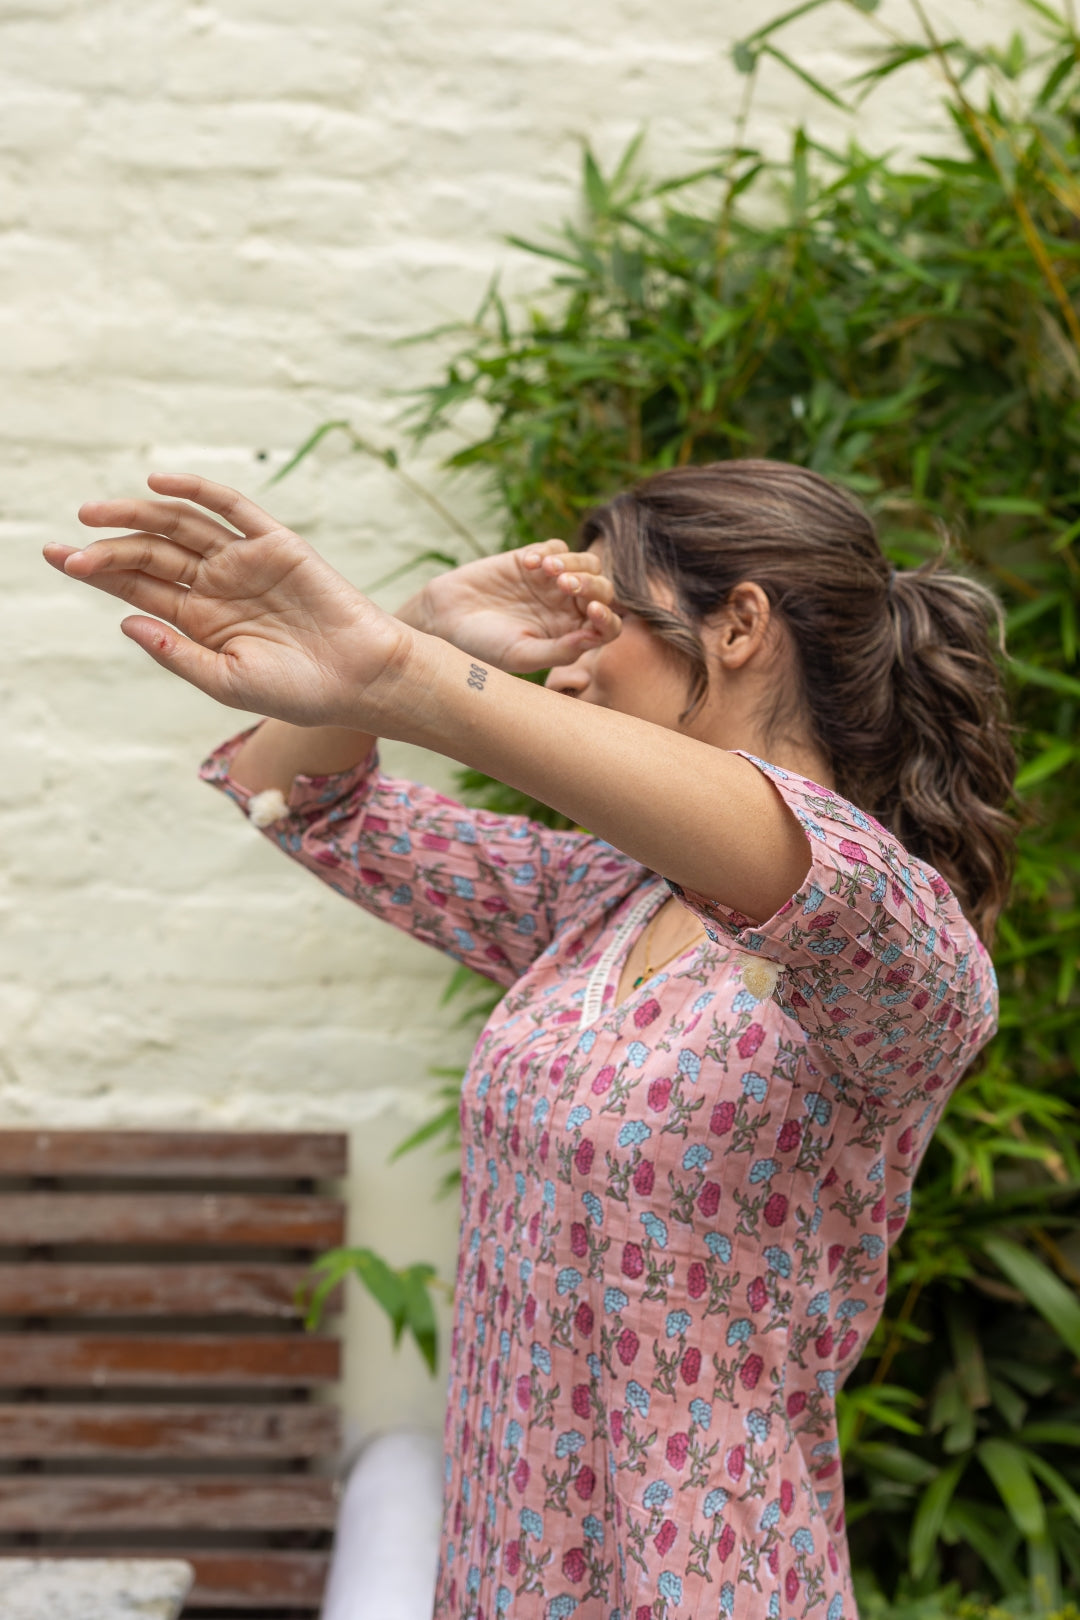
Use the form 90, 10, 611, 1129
581, 461, 1017, 945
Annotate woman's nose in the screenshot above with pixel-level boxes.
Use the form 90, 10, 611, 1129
545, 658, 590, 696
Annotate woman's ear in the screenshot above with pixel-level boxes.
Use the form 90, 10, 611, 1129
709, 582, 773, 671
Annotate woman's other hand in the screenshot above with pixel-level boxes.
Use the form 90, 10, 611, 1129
44, 473, 409, 729
401, 540, 621, 672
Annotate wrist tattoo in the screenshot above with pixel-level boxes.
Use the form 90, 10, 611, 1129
466, 662, 488, 692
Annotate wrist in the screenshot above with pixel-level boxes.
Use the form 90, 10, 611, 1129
395, 585, 436, 637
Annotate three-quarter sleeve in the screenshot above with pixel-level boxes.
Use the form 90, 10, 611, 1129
669, 750, 998, 1100
200, 727, 641, 988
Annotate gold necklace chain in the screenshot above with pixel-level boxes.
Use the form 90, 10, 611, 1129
632, 906, 705, 989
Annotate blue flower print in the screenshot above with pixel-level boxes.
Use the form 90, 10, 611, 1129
691, 992, 715, 1013
807, 1290, 830, 1317
746, 1409, 771, 1442
453, 928, 475, 952
643, 1481, 672, 1510
764, 1245, 792, 1276
556, 1268, 582, 1295
802, 884, 826, 914
466, 1564, 481, 1594
587, 1353, 601, 1379
791, 1528, 815, 1554
665, 1310, 692, 1338
817, 1370, 838, 1395
732, 989, 758, 1013
658, 1573, 683, 1605
626, 1042, 649, 1068
512, 862, 536, 885
677, 1050, 701, 1080
750, 1157, 778, 1182
703, 1487, 728, 1518
390, 883, 412, 906
828, 1596, 845, 1620
759, 1498, 781, 1530
604, 1288, 629, 1315
547, 1597, 578, 1619
804, 1092, 832, 1126
496, 1587, 511, 1615
453, 818, 477, 843
506, 1420, 523, 1449
720, 1581, 736, 1616
640, 1212, 668, 1248
582, 1192, 603, 1224
555, 1430, 585, 1458
521, 1507, 544, 1540
625, 1381, 651, 1418
531, 1343, 552, 1375
742, 1072, 769, 1103
451, 874, 475, 899
577, 1028, 597, 1054
532, 1097, 550, 1125
836, 1297, 867, 1319
726, 1318, 752, 1345
618, 1120, 651, 1149
682, 1144, 712, 1171
690, 1399, 712, 1431
566, 1105, 591, 1130
583, 1513, 604, 1542
706, 1232, 733, 1262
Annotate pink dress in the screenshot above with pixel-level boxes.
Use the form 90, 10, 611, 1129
203, 732, 997, 1620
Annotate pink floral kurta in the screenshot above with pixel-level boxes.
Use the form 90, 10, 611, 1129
203, 732, 997, 1620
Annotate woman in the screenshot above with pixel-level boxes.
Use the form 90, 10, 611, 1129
46, 460, 1014, 1620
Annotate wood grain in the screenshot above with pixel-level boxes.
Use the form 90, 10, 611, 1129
0, 1192, 345, 1247
0, 1402, 340, 1458
0, 1333, 340, 1386
0, 1261, 335, 1317
0, 1130, 347, 1180
0, 1475, 338, 1530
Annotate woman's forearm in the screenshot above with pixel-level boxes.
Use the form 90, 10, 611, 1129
373, 634, 812, 925
228, 722, 377, 794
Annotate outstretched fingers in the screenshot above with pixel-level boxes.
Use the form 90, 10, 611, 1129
145, 472, 285, 540
77, 497, 235, 558
59, 533, 204, 588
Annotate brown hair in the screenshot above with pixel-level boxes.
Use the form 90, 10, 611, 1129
580, 460, 1016, 945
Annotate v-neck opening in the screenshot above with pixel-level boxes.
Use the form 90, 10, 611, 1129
578, 879, 669, 1030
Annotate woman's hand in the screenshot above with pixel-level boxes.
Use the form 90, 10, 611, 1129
43, 473, 411, 729
402, 540, 621, 672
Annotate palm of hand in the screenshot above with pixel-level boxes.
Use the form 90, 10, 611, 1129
45, 474, 402, 727
422, 541, 619, 672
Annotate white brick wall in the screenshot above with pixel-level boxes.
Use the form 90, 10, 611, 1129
1, 0, 1024, 1440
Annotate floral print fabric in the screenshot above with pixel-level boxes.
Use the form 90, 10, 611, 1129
202, 732, 998, 1620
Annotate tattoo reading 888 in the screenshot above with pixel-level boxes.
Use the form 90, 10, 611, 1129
466, 662, 488, 692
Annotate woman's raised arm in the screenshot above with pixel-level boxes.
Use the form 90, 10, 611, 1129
45, 473, 811, 924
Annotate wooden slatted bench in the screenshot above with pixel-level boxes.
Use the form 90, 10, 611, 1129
0, 1129, 347, 1616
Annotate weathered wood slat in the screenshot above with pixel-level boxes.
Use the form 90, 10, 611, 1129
0, 1261, 334, 1317
184, 1549, 331, 1609
0, 1550, 331, 1610
0, 1334, 339, 1386
0, 1130, 347, 1180
0, 1402, 340, 1458
0, 1475, 338, 1531
0, 1192, 345, 1247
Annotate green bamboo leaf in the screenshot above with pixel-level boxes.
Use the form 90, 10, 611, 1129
759, 43, 853, 112
1026, 1450, 1080, 1530
983, 1236, 1080, 1357
1008, 659, 1080, 701
733, 41, 759, 74
1019, 1422, 1080, 1447
978, 1439, 1047, 1538
389, 1103, 461, 1163
910, 1458, 967, 1579
1014, 741, 1076, 791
